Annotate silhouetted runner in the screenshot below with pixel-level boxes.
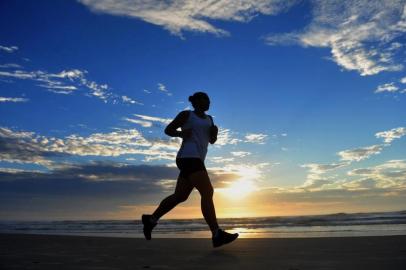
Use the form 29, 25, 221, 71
142, 92, 238, 248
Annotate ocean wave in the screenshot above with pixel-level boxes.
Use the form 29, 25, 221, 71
1, 210, 405, 236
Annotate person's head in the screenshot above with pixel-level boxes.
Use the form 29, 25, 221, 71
189, 92, 210, 112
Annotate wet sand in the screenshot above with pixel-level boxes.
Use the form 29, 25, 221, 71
1, 233, 405, 269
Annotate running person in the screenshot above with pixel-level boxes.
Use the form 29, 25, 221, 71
142, 92, 238, 248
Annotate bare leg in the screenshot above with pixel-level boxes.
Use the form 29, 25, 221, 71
188, 170, 219, 234
152, 175, 193, 220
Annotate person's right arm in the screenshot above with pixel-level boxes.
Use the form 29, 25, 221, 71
164, 111, 191, 139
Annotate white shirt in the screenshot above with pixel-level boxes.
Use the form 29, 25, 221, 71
176, 111, 212, 161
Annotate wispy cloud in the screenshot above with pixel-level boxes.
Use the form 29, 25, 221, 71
0, 49, 138, 104
0, 68, 117, 101
0, 70, 43, 80
300, 126, 406, 190
0, 45, 18, 53
78, 0, 298, 37
302, 162, 349, 175
125, 114, 172, 129
157, 83, 172, 96
375, 127, 406, 144
336, 126, 405, 162
374, 78, 406, 95
0, 97, 28, 103
300, 162, 349, 189
338, 144, 384, 162
0, 63, 22, 68
245, 133, 268, 144
209, 156, 235, 164
214, 129, 272, 146
216, 128, 241, 146
278, 159, 406, 196
134, 114, 172, 125
121, 95, 143, 105
374, 82, 399, 93
345, 160, 406, 190
0, 126, 182, 169
124, 118, 152, 128
264, 0, 406, 76
230, 151, 251, 157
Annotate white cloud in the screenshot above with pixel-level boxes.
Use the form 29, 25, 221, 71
300, 162, 349, 189
340, 178, 380, 190
0, 45, 18, 53
0, 69, 80, 94
38, 84, 78, 94
0, 97, 28, 103
245, 133, 268, 144
263, 31, 300, 46
0, 47, 126, 102
79, 77, 111, 101
133, 114, 172, 125
121, 95, 143, 105
374, 82, 399, 93
338, 144, 384, 162
0, 68, 115, 101
148, 138, 180, 151
124, 117, 152, 128
157, 83, 172, 96
230, 151, 251, 157
375, 127, 406, 143
78, 0, 298, 37
0, 70, 41, 80
301, 162, 349, 175
216, 128, 241, 146
0, 63, 22, 68
50, 69, 85, 79
400, 76, 406, 84
345, 160, 406, 189
209, 156, 235, 164
158, 83, 167, 92
0, 126, 181, 167
300, 126, 406, 190
295, 159, 406, 192
264, 0, 406, 76
0, 167, 41, 174
0, 127, 34, 139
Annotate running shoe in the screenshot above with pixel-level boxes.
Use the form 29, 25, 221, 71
212, 229, 239, 248
142, 214, 157, 240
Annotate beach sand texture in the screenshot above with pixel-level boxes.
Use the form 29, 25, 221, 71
1, 234, 405, 270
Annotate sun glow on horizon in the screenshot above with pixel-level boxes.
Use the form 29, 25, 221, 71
219, 179, 257, 198
217, 164, 261, 199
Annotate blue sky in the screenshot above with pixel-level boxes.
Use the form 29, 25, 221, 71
1, 0, 405, 220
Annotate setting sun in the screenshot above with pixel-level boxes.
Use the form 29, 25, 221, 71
219, 179, 256, 198
218, 164, 260, 198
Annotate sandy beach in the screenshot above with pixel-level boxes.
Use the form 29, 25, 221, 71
1, 234, 405, 270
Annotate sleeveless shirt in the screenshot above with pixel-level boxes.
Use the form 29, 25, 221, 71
176, 111, 212, 161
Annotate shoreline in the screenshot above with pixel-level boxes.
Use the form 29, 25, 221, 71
1, 233, 405, 269
2, 229, 406, 239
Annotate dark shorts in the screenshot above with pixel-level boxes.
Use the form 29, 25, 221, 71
176, 158, 206, 179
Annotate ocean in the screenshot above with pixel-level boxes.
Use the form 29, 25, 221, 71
1, 210, 405, 238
